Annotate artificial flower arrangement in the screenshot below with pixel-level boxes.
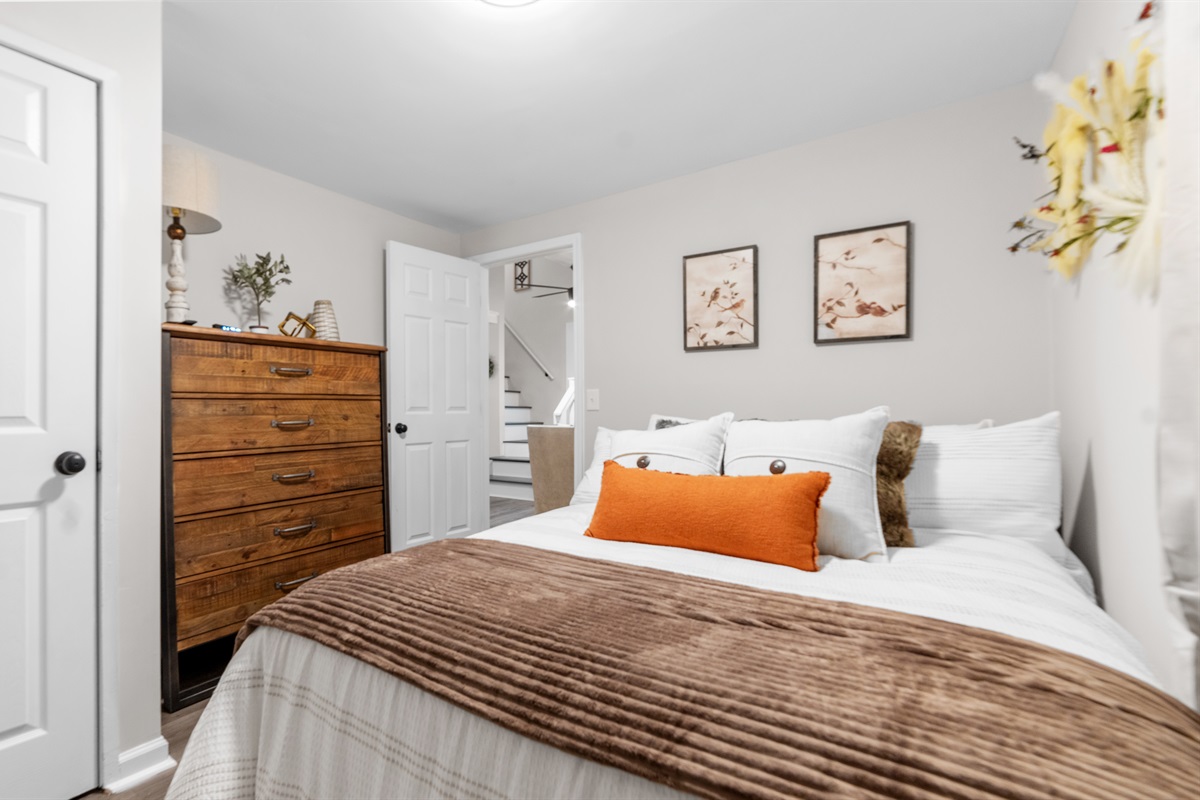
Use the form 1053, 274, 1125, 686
1010, 1, 1164, 298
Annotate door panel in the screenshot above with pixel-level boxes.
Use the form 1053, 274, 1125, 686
385, 242, 487, 550
0, 44, 99, 799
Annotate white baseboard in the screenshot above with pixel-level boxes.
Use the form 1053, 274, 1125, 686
103, 735, 176, 794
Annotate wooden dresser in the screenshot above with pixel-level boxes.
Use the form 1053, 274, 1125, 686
161, 324, 389, 710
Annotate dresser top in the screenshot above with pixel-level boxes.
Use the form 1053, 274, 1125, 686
162, 323, 386, 354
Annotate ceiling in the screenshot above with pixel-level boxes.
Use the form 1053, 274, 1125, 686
164, 0, 1076, 234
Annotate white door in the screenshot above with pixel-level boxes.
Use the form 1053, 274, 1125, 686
385, 242, 489, 549
0, 44, 99, 799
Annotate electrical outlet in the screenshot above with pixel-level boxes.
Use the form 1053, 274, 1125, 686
585, 389, 600, 411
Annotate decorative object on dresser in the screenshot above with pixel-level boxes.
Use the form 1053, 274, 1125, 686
162, 144, 222, 323
278, 311, 316, 338
309, 299, 341, 341
160, 323, 388, 710
683, 245, 758, 351
814, 221, 911, 344
224, 252, 291, 333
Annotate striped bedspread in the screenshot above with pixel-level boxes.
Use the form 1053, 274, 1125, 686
167, 513, 1200, 799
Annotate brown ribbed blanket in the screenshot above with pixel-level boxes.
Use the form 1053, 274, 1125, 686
237, 539, 1200, 799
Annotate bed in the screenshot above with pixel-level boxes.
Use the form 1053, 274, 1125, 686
164, 412, 1195, 800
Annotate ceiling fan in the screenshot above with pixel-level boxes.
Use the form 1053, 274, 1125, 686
526, 283, 574, 307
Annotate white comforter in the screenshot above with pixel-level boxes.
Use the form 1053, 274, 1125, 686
167, 505, 1158, 799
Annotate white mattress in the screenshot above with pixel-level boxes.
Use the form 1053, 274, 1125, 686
167, 504, 1158, 799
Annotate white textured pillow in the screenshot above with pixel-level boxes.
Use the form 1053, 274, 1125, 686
723, 407, 890, 561
923, 419, 994, 432
905, 412, 1062, 555
570, 413, 734, 505
570, 427, 615, 506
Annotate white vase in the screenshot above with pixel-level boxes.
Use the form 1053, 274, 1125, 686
310, 299, 340, 341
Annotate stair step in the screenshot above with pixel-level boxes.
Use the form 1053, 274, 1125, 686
490, 457, 532, 481
504, 422, 540, 441
502, 441, 529, 458
490, 478, 534, 501
504, 390, 521, 403
490, 456, 530, 463
489, 475, 532, 485
504, 406, 532, 424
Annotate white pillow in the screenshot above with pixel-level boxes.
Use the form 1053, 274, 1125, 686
647, 413, 700, 430
723, 407, 890, 561
922, 419, 994, 432
570, 412, 734, 506
905, 412, 1062, 555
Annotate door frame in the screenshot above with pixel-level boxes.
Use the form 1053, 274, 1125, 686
469, 234, 586, 486
0, 23, 133, 791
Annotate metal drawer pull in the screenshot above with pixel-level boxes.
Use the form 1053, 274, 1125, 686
273, 519, 318, 537
270, 365, 313, 377
272, 469, 315, 482
271, 418, 315, 429
275, 572, 318, 590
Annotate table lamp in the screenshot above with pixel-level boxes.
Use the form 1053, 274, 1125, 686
163, 145, 222, 322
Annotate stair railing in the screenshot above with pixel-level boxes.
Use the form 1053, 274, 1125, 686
552, 378, 575, 426
504, 320, 554, 380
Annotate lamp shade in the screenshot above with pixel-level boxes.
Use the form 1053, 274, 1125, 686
163, 144, 222, 234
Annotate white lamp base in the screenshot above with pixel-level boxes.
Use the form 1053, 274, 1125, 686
165, 238, 189, 323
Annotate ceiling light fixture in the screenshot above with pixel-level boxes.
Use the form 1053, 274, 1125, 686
481, 0, 539, 7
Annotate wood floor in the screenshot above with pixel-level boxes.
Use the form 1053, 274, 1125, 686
79, 699, 207, 799
489, 495, 537, 526
87, 498, 536, 799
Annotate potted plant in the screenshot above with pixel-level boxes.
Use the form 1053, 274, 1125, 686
224, 252, 291, 332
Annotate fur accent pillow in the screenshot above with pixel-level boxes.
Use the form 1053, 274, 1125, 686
877, 421, 922, 547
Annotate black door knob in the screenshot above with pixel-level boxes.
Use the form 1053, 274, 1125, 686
394, 422, 408, 435
55, 451, 86, 476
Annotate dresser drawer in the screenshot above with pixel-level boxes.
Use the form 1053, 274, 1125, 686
171, 398, 382, 454
175, 536, 385, 649
173, 445, 383, 518
170, 337, 380, 396
175, 489, 385, 579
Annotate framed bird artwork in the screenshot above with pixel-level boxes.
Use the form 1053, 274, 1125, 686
814, 221, 911, 345
683, 245, 758, 352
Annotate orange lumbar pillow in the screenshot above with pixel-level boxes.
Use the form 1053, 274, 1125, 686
585, 461, 831, 571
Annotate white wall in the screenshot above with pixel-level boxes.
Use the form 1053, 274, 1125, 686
1047, 0, 1188, 702
503, 256, 573, 424
160, 133, 460, 345
464, 84, 1054, 447
0, 0, 164, 766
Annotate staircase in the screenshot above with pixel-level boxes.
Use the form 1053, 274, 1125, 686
489, 377, 539, 500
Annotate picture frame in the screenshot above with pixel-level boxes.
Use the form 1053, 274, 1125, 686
513, 259, 531, 291
814, 221, 911, 344
683, 245, 758, 352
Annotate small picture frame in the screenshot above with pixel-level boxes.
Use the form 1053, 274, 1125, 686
683, 245, 758, 352
513, 260, 532, 291
278, 311, 317, 338
814, 221, 911, 344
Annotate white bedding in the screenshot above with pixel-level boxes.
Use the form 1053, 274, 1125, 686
167, 504, 1157, 799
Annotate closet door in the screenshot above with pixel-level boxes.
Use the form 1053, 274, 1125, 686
0, 43, 99, 799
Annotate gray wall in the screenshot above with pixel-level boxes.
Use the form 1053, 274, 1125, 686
464, 84, 1054, 441
160, 133, 459, 345
1046, 0, 1182, 700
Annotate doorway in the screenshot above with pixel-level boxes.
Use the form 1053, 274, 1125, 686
470, 234, 586, 505
486, 248, 575, 501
